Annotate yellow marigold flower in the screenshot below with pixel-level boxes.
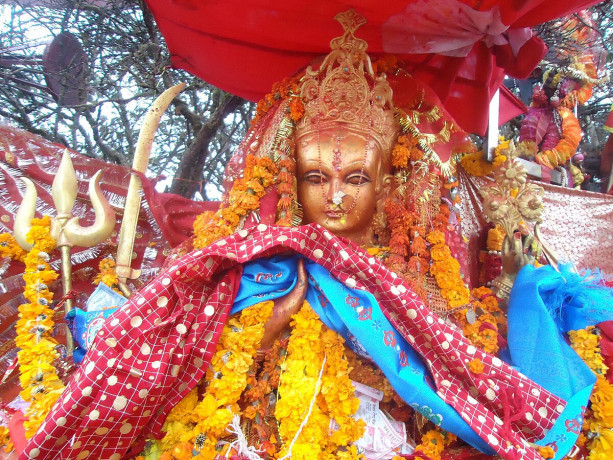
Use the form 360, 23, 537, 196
493, 155, 507, 167
430, 244, 451, 261
197, 408, 233, 438
588, 429, 613, 459
23, 270, 59, 285
537, 445, 555, 459
426, 230, 445, 245
0, 233, 27, 261
460, 151, 493, 177
166, 387, 198, 423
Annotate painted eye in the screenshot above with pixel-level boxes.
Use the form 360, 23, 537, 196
303, 172, 326, 184
346, 174, 370, 186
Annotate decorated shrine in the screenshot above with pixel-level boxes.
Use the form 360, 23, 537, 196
1, 1, 613, 460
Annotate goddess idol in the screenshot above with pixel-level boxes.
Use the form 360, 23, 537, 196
22, 11, 602, 460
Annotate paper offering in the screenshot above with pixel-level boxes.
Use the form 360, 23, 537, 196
330, 381, 415, 459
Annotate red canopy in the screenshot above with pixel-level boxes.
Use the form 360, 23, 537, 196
144, 0, 599, 134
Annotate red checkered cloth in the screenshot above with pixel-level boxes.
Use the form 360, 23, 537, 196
22, 224, 564, 460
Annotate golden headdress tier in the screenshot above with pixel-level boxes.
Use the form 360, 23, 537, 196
296, 10, 399, 154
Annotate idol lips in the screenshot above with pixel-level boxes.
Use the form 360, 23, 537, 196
325, 210, 345, 219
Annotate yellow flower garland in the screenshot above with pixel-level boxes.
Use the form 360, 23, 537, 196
0, 232, 27, 262
276, 301, 364, 459
16, 216, 65, 438
569, 326, 613, 459
159, 300, 274, 458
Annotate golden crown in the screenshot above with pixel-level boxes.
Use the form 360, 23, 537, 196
295, 10, 399, 154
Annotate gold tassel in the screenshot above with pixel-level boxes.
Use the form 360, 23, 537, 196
291, 201, 303, 226
438, 123, 451, 143
423, 106, 441, 123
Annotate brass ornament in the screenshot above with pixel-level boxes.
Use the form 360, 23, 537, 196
479, 142, 547, 298
480, 143, 543, 238
14, 149, 117, 351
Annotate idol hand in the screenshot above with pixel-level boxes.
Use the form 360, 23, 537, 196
501, 233, 534, 278
260, 258, 308, 349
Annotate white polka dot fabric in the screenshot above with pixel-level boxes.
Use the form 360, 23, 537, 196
23, 224, 563, 459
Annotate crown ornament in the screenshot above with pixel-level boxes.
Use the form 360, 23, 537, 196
296, 10, 398, 154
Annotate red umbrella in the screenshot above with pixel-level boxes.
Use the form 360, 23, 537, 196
143, 0, 600, 134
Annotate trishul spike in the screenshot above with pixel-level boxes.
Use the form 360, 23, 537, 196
14, 149, 117, 352
13, 178, 37, 251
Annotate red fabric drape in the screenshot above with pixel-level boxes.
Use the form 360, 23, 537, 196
143, 0, 599, 134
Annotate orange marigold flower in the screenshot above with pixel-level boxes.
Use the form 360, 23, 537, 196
430, 244, 451, 261
277, 182, 294, 195
221, 208, 240, 227
410, 236, 428, 257
537, 446, 555, 459
289, 97, 305, 122
277, 195, 293, 210
392, 144, 410, 169
410, 225, 425, 238
468, 359, 484, 374
278, 158, 296, 174
426, 230, 445, 246
389, 234, 410, 256
243, 405, 257, 420
277, 170, 294, 184
471, 286, 493, 300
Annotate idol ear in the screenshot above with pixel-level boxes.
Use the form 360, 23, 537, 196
376, 173, 394, 202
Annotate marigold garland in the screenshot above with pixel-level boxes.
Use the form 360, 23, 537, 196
453, 287, 505, 356
0, 232, 27, 262
193, 155, 278, 249
157, 306, 366, 460
93, 257, 122, 294
242, 334, 289, 456
535, 107, 582, 169
384, 197, 412, 273
276, 301, 365, 459
569, 326, 613, 459
250, 76, 302, 128
426, 229, 469, 310
15, 216, 65, 438
392, 135, 423, 169
159, 300, 274, 458
275, 147, 298, 227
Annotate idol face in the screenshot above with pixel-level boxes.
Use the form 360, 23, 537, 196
297, 130, 391, 245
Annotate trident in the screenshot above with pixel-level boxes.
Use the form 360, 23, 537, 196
14, 152, 116, 352
13, 83, 186, 352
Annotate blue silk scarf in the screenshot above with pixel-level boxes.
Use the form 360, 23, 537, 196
233, 256, 611, 458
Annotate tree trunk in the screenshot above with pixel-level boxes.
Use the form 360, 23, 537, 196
169, 93, 244, 198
